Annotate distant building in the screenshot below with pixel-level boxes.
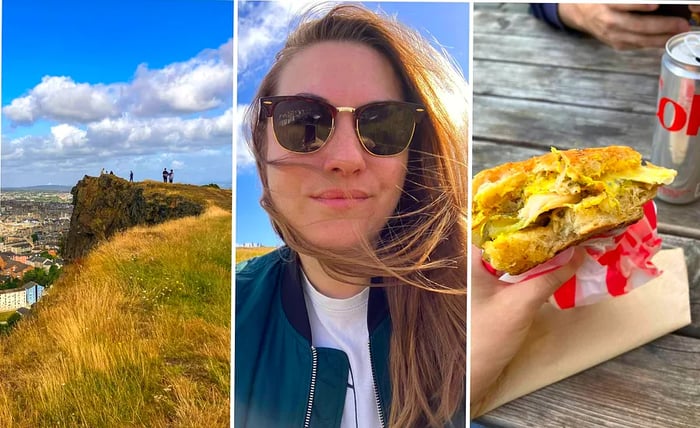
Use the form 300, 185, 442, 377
24, 281, 44, 306
239, 242, 264, 248
0, 281, 44, 312
28, 255, 51, 272
0, 286, 27, 312
5, 241, 33, 255
0, 257, 33, 279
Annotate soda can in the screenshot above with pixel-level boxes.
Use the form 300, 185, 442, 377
651, 31, 700, 204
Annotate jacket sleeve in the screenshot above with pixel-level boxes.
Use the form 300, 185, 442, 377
529, 3, 567, 31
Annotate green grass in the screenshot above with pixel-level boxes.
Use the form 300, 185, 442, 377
0, 206, 231, 427
0, 312, 16, 323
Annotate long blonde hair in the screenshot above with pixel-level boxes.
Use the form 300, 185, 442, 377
246, 4, 467, 427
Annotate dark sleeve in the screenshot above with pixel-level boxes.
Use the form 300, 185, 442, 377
529, 3, 567, 31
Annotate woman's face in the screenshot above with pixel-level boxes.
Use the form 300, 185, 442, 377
265, 41, 409, 250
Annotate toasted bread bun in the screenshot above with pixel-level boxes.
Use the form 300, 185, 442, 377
472, 146, 676, 275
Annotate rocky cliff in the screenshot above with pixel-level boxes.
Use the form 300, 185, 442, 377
63, 174, 231, 261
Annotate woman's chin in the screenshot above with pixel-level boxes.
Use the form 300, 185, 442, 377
296, 223, 379, 253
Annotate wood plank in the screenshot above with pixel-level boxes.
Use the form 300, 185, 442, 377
473, 11, 664, 75
474, 60, 659, 114
472, 96, 656, 156
477, 334, 700, 427
660, 234, 700, 338
473, 9, 573, 38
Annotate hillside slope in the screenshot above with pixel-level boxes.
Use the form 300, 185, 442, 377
64, 174, 232, 261
0, 206, 231, 427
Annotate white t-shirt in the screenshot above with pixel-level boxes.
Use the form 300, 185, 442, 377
302, 272, 382, 428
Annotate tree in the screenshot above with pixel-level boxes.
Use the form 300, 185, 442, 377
47, 264, 61, 284
22, 268, 49, 286
0, 277, 21, 290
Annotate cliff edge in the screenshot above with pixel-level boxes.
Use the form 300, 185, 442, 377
63, 174, 231, 261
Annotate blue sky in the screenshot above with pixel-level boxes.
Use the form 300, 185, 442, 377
2, 0, 233, 188
235, 1, 470, 247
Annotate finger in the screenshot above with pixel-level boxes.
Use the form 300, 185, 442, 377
614, 14, 689, 36
607, 4, 659, 13
514, 248, 585, 307
609, 32, 682, 50
470, 245, 508, 298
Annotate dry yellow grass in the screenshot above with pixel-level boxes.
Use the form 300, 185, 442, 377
0, 206, 231, 427
235, 246, 277, 264
140, 180, 232, 211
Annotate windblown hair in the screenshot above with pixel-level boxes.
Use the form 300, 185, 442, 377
245, 4, 468, 427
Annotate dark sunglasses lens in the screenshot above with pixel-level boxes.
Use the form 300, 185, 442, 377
358, 104, 416, 155
272, 99, 333, 153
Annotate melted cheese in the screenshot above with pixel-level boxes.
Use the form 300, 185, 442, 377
474, 161, 677, 242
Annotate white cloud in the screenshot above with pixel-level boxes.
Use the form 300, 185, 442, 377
237, 0, 323, 84
3, 96, 36, 123
2, 109, 233, 167
126, 39, 233, 116
4, 76, 119, 124
85, 108, 233, 154
50, 124, 88, 149
2, 38, 233, 126
236, 103, 255, 168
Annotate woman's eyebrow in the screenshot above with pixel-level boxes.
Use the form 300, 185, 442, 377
295, 92, 327, 102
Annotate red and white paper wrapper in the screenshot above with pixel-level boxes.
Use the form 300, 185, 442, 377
483, 201, 664, 310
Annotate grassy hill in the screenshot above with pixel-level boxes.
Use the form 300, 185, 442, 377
0, 206, 231, 426
235, 246, 277, 265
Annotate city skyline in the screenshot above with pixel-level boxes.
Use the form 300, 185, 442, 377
2, 0, 234, 189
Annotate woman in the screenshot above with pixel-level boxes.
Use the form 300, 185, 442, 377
236, 3, 467, 428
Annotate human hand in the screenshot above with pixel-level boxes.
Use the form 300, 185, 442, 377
557, 3, 691, 50
469, 245, 584, 415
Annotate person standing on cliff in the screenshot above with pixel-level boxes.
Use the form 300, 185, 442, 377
168, 169, 174, 183
129, 170, 134, 182
162, 168, 168, 183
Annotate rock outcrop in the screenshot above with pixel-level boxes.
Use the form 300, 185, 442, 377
63, 174, 216, 261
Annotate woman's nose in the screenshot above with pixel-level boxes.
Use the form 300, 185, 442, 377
321, 113, 367, 175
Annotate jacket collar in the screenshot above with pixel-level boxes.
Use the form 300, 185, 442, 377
279, 249, 389, 345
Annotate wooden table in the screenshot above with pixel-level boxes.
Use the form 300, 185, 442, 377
472, 9, 700, 427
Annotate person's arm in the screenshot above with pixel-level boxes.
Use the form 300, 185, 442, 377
556, 3, 690, 49
470, 246, 584, 416
530, 3, 568, 31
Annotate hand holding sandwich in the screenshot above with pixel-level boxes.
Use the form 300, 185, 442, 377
469, 246, 584, 416
470, 146, 676, 416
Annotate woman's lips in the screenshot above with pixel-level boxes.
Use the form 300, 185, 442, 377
311, 189, 370, 208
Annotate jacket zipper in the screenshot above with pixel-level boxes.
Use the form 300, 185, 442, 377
303, 346, 318, 428
368, 341, 386, 428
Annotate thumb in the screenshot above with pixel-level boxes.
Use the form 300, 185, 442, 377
516, 247, 585, 308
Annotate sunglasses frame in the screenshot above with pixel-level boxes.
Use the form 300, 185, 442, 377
259, 95, 426, 157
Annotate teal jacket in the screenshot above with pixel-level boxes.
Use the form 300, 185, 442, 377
235, 247, 465, 428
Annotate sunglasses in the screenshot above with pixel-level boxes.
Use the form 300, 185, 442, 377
259, 95, 426, 156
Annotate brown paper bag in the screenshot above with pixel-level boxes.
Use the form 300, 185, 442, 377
476, 247, 691, 416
